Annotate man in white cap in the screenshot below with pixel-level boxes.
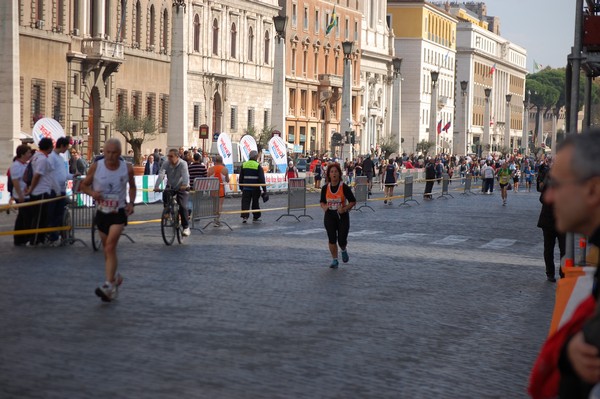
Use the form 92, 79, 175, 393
285, 160, 298, 181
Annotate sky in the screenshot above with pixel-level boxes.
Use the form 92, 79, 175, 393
482, 0, 575, 72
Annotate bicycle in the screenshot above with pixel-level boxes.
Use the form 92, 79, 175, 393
158, 188, 187, 245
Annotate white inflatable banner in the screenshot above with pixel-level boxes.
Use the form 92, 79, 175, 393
217, 132, 234, 174
32, 117, 65, 145
239, 135, 258, 162
268, 136, 288, 174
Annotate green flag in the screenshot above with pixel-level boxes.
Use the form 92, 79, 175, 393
326, 7, 337, 36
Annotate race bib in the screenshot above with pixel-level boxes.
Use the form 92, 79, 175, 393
327, 199, 342, 210
98, 194, 119, 213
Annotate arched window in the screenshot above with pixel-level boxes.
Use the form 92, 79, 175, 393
162, 9, 169, 53
248, 26, 254, 62
134, 0, 141, 46
212, 19, 219, 55
230, 23, 237, 59
119, 0, 127, 41
264, 30, 270, 64
149, 5, 155, 47
193, 14, 200, 52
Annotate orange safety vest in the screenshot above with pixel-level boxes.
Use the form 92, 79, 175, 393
213, 164, 226, 197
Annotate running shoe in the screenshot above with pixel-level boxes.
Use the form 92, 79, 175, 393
330, 259, 339, 269
95, 282, 116, 302
341, 250, 349, 263
242, 218, 248, 224
384, 200, 387, 204
252, 218, 262, 223
182, 227, 191, 237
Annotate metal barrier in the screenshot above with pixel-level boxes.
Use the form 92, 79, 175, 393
191, 177, 232, 231
276, 178, 313, 221
437, 173, 454, 199
400, 175, 419, 206
64, 178, 93, 247
461, 174, 476, 196
354, 176, 374, 212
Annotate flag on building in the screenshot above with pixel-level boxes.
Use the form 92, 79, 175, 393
489, 63, 496, 76
442, 121, 451, 132
326, 7, 337, 36
534, 60, 543, 72
437, 119, 443, 135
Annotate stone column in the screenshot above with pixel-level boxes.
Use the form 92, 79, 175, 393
94, 0, 105, 38
0, 0, 21, 173
271, 30, 286, 142
341, 55, 353, 162
167, 2, 189, 148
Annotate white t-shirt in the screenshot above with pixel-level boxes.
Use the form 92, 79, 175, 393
9, 160, 28, 198
30, 151, 54, 196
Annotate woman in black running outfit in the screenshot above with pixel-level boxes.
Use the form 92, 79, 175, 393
320, 162, 356, 269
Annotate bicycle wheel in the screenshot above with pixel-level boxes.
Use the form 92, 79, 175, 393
91, 218, 102, 251
161, 207, 176, 245
61, 208, 74, 244
175, 203, 183, 244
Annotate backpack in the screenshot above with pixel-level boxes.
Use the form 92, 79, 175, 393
23, 161, 34, 186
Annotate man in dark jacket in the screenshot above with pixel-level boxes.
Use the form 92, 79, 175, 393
537, 164, 566, 282
239, 150, 267, 223
424, 158, 436, 200
528, 131, 600, 398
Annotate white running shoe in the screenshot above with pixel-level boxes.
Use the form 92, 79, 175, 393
95, 282, 116, 302
182, 227, 191, 237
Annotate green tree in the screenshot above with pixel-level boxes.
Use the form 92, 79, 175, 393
415, 140, 435, 155
378, 137, 399, 159
114, 111, 158, 165
245, 125, 274, 153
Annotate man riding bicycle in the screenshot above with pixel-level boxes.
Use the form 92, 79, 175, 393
154, 148, 191, 237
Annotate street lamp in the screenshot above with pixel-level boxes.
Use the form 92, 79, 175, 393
505, 94, 512, 153
271, 15, 287, 144
522, 89, 530, 155
483, 88, 491, 156
392, 58, 402, 155
460, 80, 468, 155
341, 41, 354, 161
429, 70, 440, 154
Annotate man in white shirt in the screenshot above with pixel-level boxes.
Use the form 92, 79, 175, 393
25, 137, 55, 245
47, 137, 72, 245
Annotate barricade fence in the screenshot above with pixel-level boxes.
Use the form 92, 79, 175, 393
191, 177, 232, 230
276, 178, 313, 221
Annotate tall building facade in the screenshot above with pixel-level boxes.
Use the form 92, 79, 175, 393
449, 3, 527, 155
278, 0, 362, 157
387, 0, 457, 154
359, 0, 396, 155
6, 0, 279, 163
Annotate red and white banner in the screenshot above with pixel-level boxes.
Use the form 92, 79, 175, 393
268, 135, 288, 174
32, 117, 65, 145
239, 135, 258, 162
216, 132, 234, 174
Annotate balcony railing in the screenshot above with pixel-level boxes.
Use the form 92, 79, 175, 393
82, 38, 125, 61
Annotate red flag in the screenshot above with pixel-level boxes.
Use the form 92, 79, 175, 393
489, 63, 496, 76
437, 120, 443, 135
443, 121, 451, 132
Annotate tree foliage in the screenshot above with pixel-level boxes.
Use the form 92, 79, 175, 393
415, 140, 435, 155
114, 111, 158, 165
245, 125, 274, 152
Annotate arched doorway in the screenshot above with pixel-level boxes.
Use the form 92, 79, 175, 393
89, 86, 102, 156
212, 91, 222, 134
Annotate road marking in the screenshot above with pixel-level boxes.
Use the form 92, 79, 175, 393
284, 228, 326, 235
348, 230, 383, 237
384, 233, 428, 241
433, 235, 470, 246
257, 226, 293, 233
479, 238, 517, 249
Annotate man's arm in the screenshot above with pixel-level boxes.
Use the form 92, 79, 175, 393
258, 165, 267, 193
154, 164, 167, 190
79, 162, 101, 202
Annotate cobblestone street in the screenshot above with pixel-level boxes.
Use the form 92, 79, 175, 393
0, 185, 554, 398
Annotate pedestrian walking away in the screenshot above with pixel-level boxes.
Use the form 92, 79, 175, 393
79, 139, 136, 302
529, 131, 600, 399
320, 162, 356, 269
497, 161, 511, 206
239, 150, 267, 223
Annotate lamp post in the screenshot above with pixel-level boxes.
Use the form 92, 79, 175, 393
392, 57, 402, 155
522, 90, 530, 155
272, 15, 287, 143
341, 40, 354, 161
505, 94, 512, 154
167, 0, 189, 148
428, 70, 439, 155
460, 80, 468, 155
483, 87, 491, 156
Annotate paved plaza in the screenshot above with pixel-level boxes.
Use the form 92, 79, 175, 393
0, 183, 556, 398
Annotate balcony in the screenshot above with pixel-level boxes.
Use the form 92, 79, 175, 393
82, 38, 125, 61
318, 74, 343, 88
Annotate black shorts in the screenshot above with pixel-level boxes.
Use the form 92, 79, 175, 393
499, 183, 509, 189
95, 208, 128, 235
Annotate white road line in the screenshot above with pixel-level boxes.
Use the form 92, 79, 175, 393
384, 233, 428, 241
284, 228, 326, 235
433, 235, 470, 246
479, 238, 517, 249
348, 230, 383, 237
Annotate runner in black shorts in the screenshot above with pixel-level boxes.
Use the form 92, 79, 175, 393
320, 162, 356, 269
